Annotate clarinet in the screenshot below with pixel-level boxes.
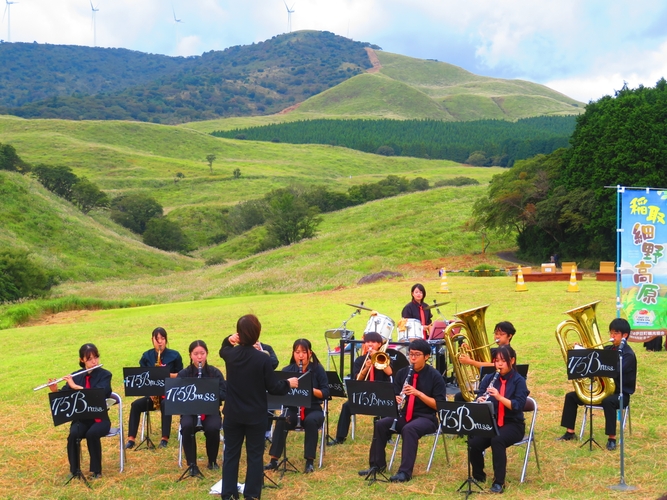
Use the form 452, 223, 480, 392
390, 363, 414, 432
195, 362, 203, 428
476, 370, 500, 402
296, 360, 304, 427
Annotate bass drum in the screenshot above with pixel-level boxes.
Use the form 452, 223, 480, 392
385, 348, 409, 373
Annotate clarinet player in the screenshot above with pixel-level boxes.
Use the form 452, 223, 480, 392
358, 339, 446, 483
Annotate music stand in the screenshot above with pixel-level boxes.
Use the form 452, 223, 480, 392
48, 388, 108, 488
566, 348, 619, 451
123, 366, 169, 451
325, 371, 347, 443
266, 372, 312, 479
163, 377, 219, 481
345, 380, 398, 485
438, 401, 498, 499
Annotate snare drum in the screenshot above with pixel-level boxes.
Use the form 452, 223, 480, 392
404, 318, 424, 340
364, 314, 395, 342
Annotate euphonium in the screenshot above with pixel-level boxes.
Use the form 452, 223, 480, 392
444, 304, 492, 402
555, 301, 615, 405
151, 347, 163, 411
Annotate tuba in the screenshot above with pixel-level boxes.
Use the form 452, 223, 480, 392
555, 301, 615, 405
444, 304, 492, 402
150, 348, 162, 411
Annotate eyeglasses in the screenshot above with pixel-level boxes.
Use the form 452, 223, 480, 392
408, 352, 424, 358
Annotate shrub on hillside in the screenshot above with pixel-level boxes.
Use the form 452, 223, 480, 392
264, 188, 322, 246
409, 177, 429, 191
71, 177, 110, 214
0, 249, 53, 302
0, 143, 30, 173
376, 145, 395, 156
435, 176, 480, 187
227, 199, 268, 234
32, 164, 79, 201
142, 218, 191, 252
110, 193, 163, 234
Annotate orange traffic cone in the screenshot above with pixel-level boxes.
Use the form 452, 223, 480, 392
515, 266, 528, 292
437, 268, 451, 294
567, 265, 580, 292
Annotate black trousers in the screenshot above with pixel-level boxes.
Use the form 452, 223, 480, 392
127, 396, 173, 440
222, 420, 265, 499
644, 336, 663, 351
560, 391, 630, 436
269, 407, 323, 460
67, 419, 111, 475
180, 413, 222, 466
368, 415, 437, 478
469, 420, 524, 485
335, 402, 353, 440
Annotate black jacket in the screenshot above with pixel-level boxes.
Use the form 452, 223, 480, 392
478, 369, 528, 424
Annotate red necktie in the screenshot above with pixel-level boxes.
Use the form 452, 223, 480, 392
85, 375, 102, 423
419, 304, 426, 326
497, 378, 507, 427
405, 373, 418, 422
369, 366, 375, 381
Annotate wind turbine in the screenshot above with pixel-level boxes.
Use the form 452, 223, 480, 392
283, 1, 294, 33
2, 0, 17, 42
172, 5, 183, 47
90, 0, 99, 47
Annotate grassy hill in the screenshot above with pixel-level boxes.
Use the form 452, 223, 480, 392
0, 170, 198, 282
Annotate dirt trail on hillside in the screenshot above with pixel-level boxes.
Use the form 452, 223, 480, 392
22, 310, 94, 327
365, 48, 382, 73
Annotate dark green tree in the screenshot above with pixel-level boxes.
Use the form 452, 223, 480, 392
0, 249, 52, 302
0, 143, 30, 173
110, 193, 163, 234
32, 164, 79, 200
206, 154, 216, 174
264, 188, 322, 246
233, 168, 241, 179
71, 177, 109, 214
142, 218, 191, 252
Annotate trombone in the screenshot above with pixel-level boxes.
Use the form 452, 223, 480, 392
33, 364, 104, 391
357, 342, 390, 380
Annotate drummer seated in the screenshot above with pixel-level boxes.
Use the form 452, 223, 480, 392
329, 332, 392, 446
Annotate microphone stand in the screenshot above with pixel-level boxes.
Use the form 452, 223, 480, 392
609, 338, 636, 491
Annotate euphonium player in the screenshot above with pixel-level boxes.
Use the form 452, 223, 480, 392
358, 339, 446, 483
469, 344, 528, 494
558, 318, 637, 451
459, 321, 517, 369
126, 327, 183, 450
328, 332, 393, 446
48, 343, 112, 480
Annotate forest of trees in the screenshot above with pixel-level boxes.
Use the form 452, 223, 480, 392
213, 116, 576, 166
473, 79, 667, 265
0, 32, 375, 123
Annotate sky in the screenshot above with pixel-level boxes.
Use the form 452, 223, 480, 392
2, 0, 667, 103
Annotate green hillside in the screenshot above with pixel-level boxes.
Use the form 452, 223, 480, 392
0, 170, 198, 282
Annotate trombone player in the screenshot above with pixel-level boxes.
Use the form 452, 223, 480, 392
558, 318, 637, 451
328, 332, 393, 446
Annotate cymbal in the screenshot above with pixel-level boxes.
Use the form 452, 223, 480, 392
346, 303, 372, 311
424, 301, 450, 310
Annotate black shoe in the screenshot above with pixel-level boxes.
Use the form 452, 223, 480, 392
207, 461, 220, 470
473, 473, 486, 483
389, 471, 410, 482
89, 472, 102, 480
557, 432, 575, 441
304, 460, 314, 474
158, 439, 168, 448
358, 466, 385, 476
264, 459, 278, 471
125, 440, 135, 450
606, 438, 617, 451
189, 465, 202, 477
490, 483, 504, 493
327, 437, 345, 446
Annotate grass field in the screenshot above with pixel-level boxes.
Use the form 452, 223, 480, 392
3, 277, 666, 499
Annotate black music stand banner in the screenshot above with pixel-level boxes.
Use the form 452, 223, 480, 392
326, 371, 346, 398
437, 401, 498, 438
123, 367, 170, 397
345, 380, 397, 418
566, 349, 619, 380
162, 378, 219, 416
48, 388, 108, 427
267, 371, 312, 408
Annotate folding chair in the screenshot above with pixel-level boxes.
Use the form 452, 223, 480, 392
292, 399, 328, 468
177, 423, 224, 468
578, 403, 631, 440
512, 396, 540, 483
388, 414, 450, 473
104, 392, 125, 473
324, 329, 353, 371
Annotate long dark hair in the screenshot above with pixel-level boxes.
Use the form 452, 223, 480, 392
289, 338, 321, 368
494, 344, 517, 369
152, 326, 168, 344
411, 283, 426, 304
187, 340, 212, 376
78, 343, 99, 368
237, 314, 261, 346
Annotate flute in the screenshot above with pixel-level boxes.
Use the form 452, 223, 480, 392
33, 364, 104, 391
